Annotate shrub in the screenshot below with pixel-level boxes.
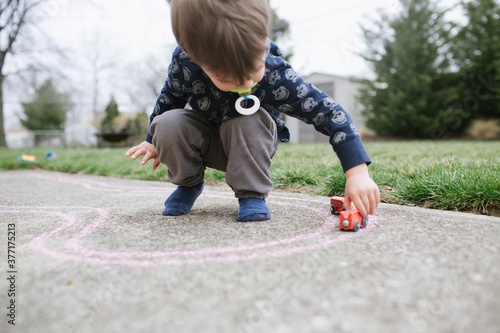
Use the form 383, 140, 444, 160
466, 119, 500, 140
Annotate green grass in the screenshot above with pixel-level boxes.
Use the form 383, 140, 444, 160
1, 140, 499, 215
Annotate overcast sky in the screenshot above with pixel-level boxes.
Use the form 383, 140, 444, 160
4, 0, 462, 129
37, 0, 461, 76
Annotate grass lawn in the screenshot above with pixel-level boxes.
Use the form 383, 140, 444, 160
1, 140, 499, 216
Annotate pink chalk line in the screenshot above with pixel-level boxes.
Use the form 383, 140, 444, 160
0, 172, 377, 267
0, 205, 375, 267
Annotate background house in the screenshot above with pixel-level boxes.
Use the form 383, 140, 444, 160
6, 127, 35, 149
286, 73, 365, 143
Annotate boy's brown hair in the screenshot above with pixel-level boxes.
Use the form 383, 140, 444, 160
171, 0, 270, 85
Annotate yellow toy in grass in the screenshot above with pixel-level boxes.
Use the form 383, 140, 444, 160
18, 154, 36, 162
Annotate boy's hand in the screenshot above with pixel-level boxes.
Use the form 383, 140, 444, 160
125, 141, 160, 170
344, 163, 380, 217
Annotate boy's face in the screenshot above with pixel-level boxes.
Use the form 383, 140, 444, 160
201, 54, 266, 92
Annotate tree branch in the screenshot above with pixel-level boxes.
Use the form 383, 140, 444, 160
0, 0, 17, 16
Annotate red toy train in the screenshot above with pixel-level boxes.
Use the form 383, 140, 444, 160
330, 196, 368, 232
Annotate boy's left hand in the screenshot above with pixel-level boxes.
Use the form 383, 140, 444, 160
344, 163, 380, 217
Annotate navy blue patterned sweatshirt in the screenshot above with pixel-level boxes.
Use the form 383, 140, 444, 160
146, 41, 371, 173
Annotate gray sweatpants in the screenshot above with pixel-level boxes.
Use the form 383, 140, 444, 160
149, 109, 278, 199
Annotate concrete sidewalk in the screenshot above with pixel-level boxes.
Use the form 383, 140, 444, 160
0, 170, 499, 333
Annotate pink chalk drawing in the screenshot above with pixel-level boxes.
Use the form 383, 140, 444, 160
0, 173, 376, 267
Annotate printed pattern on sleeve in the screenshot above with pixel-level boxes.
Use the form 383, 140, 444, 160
257, 42, 371, 171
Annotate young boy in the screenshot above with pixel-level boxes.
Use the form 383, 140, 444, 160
126, 0, 380, 222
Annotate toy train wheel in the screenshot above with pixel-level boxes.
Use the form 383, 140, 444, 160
330, 204, 337, 215
362, 217, 368, 228
353, 220, 360, 232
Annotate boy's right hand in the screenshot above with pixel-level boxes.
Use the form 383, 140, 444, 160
125, 141, 160, 170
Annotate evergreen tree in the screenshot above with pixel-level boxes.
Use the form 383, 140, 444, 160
101, 95, 120, 132
20, 79, 70, 131
359, 0, 458, 138
453, 0, 500, 123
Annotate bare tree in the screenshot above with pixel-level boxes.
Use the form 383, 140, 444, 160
0, 0, 49, 147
